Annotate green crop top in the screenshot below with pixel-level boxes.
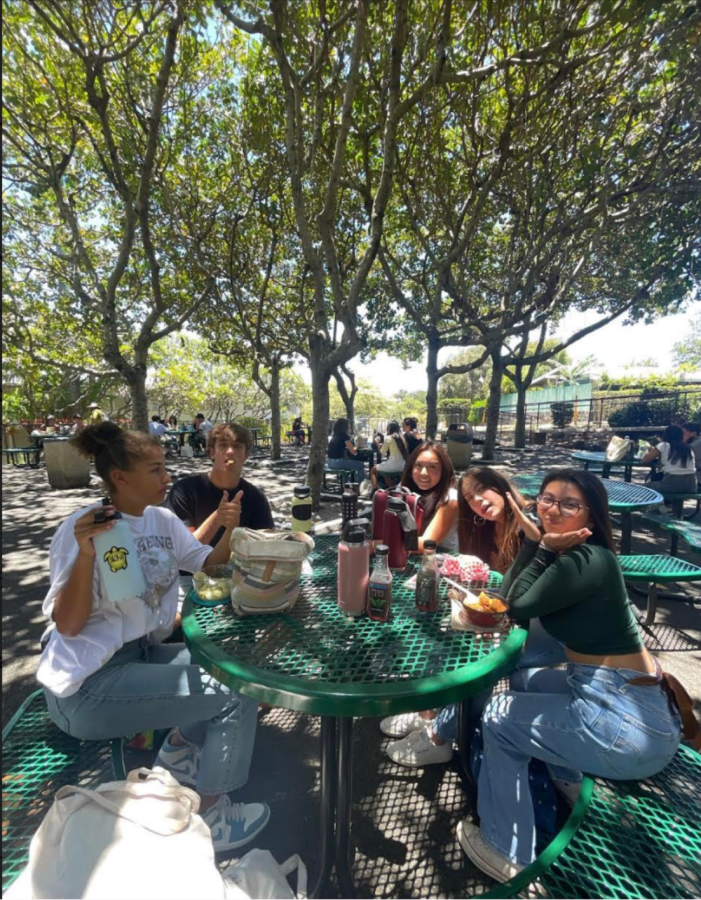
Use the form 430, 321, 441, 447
501, 538, 643, 656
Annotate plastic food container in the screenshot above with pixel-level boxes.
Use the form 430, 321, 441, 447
192, 565, 233, 606
461, 589, 508, 628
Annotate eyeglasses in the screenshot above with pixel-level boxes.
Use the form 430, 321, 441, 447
536, 493, 589, 517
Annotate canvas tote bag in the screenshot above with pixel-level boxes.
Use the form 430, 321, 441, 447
229, 528, 315, 614
6, 767, 227, 900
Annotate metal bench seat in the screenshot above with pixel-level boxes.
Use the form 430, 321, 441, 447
489, 745, 701, 899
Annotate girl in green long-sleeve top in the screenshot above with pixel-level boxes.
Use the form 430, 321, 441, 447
456, 468, 700, 884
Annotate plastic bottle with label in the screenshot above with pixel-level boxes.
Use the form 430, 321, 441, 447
92, 508, 147, 604
367, 545, 393, 622
291, 485, 313, 533
415, 539, 439, 612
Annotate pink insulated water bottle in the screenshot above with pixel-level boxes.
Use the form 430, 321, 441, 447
338, 523, 370, 616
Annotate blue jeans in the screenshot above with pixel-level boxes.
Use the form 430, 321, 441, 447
326, 456, 366, 481
478, 662, 681, 866
44, 639, 259, 796
433, 620, 567, 743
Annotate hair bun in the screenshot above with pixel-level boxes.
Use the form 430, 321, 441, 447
70, 421, 122, 458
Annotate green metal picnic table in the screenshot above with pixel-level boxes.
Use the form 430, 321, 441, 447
512, 473, 663, 555
570, 450, 658, 483
182, 533, 527, 898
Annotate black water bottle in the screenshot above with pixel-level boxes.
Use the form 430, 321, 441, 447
342, 490, 358, 527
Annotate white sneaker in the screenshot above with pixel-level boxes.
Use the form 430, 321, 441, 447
202, 794, 271, 852
380, 711, 428, 738
386, 726, 453, 767
553, 778, 582, 806
154, 730, 200, 787
456, 820, 525, 883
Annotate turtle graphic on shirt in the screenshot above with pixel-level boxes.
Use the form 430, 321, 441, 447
103, 546, 129, 572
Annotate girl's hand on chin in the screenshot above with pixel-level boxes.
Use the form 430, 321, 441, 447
541, 529, 592, 553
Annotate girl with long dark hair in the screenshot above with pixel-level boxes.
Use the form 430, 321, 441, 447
326, 417, 366, 482
455, 468, 698, 882
457, 467, 525, 572
399, 441, 457, 549
641, 424, 697, 494
37, 422, 270, 852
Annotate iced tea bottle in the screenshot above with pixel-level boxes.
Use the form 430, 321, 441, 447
367, 545, 393, 622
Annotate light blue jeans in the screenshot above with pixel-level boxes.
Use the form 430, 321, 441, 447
44, 638, 259, 796
326, 456, 366, 481
478, 662, 681, 866
433, 619, 567, 743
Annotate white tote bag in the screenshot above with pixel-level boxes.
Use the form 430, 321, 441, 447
6, 767, 227, 900
605, 435, 633, 462
222, 850, 307, 899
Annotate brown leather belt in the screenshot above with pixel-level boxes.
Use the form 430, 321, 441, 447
628, 658, 701, 750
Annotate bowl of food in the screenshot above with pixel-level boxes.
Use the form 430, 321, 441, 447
462, 590, 508, 628
192, 565, 233, 606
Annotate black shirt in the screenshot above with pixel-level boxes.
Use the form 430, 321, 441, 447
405, 432, 422, 455
167, 473, 274, 547
328, 433, 351, 459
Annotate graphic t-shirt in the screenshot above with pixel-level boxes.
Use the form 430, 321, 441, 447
38, 505, 211, 698
167, 473, 274, 547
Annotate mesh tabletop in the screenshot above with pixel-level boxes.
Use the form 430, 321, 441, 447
513, 473, 663, 510
183, 534, 528, 717
1, 691, 118, 892
619, 554, 701, 582
571, 450, 655, 468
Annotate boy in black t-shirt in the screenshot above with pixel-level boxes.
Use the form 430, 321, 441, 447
168, 422, 274, 547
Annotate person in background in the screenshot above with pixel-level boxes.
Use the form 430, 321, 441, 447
189, 413, 213, 454
168, 415, 178, 429
38, 422, 270, 852
455, 469, 696, 882
168, 422, 273, 548
69, 414, 85, 435
291, 416, 306, 445
402, 417, 423, 455
45, 415, 57, 434
383, 466, 527, 765
86, 402, 107, 425
326, 418, 366, 484
148, 415, 168, 439
641, 424, 697, 494
682, 422, 701, 489
370, 421, 408, 488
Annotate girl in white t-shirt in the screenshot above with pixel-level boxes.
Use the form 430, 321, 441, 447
38, 422, 269, 852
371, 421, 409, 488
641, 424, 697, 494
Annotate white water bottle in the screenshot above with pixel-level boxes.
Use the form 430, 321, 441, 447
92, 509, 147, 603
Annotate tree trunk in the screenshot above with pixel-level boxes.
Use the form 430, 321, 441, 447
514, 384, 528, 449
129, 367, 149, 432
333, 367, 356, 434
307, 357, 331, 509
481, 351, 504, 460
269, 360, 282, 461
425, 340, 440, 438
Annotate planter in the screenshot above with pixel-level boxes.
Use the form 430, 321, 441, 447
44, 438, 91, 489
